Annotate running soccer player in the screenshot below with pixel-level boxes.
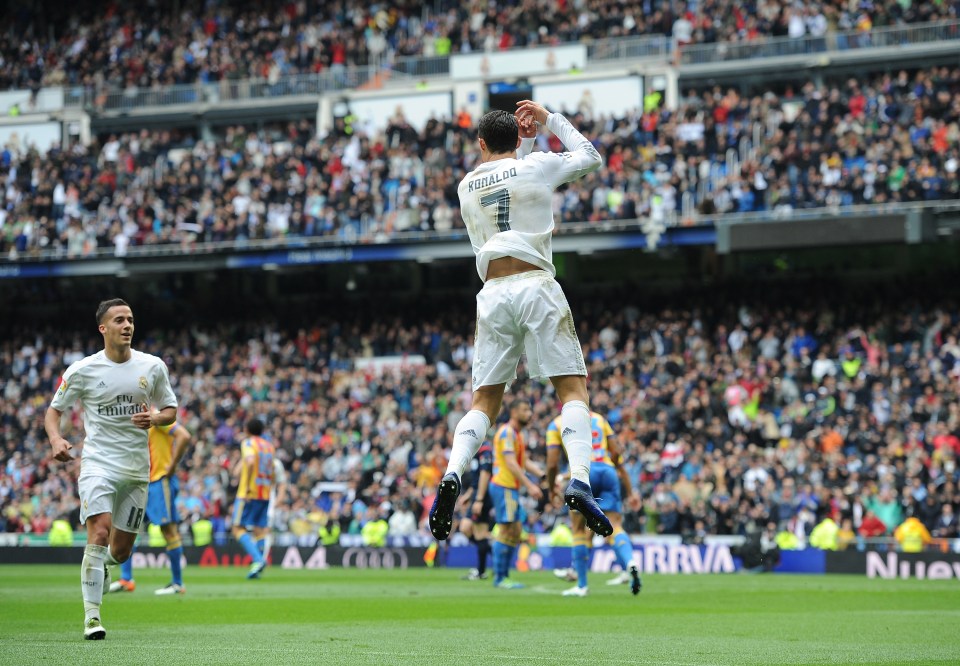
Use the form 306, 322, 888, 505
459, 439, 494, 581
429, 101, 612, 542
110, 421, 192, 595
45, 298, 178, 639
488, 400, 543, 589
231, 418, 276, 579
546, 411, 642, 597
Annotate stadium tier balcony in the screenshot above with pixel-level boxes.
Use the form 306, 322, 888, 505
1, 279, 957, 546
4, 64, 960, 270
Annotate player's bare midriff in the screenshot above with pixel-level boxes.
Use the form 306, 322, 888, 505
485, 257, 541, 281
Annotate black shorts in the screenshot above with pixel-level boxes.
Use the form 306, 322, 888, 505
472, 493, 495, 529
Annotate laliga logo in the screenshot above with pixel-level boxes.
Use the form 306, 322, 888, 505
341, 547, 409, 569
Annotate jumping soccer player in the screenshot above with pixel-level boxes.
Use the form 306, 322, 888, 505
430, 100, 611, 543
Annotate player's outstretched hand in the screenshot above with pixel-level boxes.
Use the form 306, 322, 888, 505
516, 100, 549, 126
131, 403, 152, 430
50, 436, 73, 462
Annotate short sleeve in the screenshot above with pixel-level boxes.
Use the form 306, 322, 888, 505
151, 361, 178, 410
50, 365, 82, 411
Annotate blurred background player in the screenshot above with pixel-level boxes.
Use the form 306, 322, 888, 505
45, 298, 178, 639
111, 421, 192, 595
429, 102, 611, 543
263, 455, 288, 564
231, 418, 276, 579
458, 438, 494, 580
546, 410, 642, 597
489, 400, 544, 589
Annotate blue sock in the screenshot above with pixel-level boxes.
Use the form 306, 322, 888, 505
613, 532, 634, 571
256, 537, 266, 556
167, 546, 184, 585
504, 544, 517, 580
238, 533, 262, 563
492, 541, 508, 583
573, 544, 589, 588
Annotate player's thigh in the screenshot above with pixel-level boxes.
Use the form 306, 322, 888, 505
231, 499, 246, 528
146, 478, 175, 526
78, 475, 121, 527
589, 464, 623, 513
242, 499, 270, 529
491, 484, 523, 525
113, 479, 148, 534
473, 283, 523, 389
489, 484, 521, 525
517, 277, 585, 379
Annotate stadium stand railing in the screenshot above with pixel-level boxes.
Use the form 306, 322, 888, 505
676, 18, 960, 65
4, 200, 960, 266
53, 19, 960, 114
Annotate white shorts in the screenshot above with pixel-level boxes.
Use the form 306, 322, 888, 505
78, 474, 148, 534
472, 270, 586, 391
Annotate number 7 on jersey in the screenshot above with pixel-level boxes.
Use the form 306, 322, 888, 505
480, 188, 511, 232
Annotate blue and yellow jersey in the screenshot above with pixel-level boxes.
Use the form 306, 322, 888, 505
546, 416, 563, 451
148, 423, 180, 482
545, 413, 615, 466
237, 435, 276, 500
590, 412, 616, 466
491, 424, 525, 490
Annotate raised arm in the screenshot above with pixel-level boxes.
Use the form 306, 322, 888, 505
515, 100, 602, 186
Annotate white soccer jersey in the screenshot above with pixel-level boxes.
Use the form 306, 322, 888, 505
267, 458, 287, 527
50, 349, 178, 481
458, 112, 602, 281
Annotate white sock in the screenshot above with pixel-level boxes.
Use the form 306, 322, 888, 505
561, 400, 592, 484
82, 544, 107, 621
445, 410, 491, 480
105, 546, 120, 566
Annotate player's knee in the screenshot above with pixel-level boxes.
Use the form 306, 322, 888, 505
88, 528, 110, 545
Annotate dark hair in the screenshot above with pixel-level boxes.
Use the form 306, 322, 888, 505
96, 298, 130, 325
508, 398, 528, 414
246, 418, 265, 436
478, 110, 519, 155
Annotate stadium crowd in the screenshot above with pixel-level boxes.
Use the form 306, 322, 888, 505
2, 0, 956, 94
1, 280, 958, 550
4, 64, 960, 260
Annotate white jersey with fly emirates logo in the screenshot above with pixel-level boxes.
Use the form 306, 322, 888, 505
458, 112, 602, 281
50, 349, 178, 482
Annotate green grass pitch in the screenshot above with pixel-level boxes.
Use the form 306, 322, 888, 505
0, 565, 956, 665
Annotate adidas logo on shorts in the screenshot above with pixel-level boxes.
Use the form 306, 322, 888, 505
458, 429, 478, 439
561, 427, 575, 437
